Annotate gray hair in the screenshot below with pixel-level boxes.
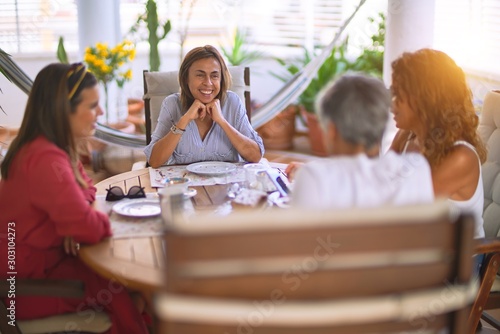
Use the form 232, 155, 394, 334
316, 74, 391, 150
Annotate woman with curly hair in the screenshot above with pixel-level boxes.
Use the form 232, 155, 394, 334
390, 48, 487, 238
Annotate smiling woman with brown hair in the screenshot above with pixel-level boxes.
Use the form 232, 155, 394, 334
144, 45, 264, 167
390, 48, 487, 238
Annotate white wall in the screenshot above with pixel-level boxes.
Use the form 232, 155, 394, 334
0, 54, 56, 128
0, 49, 286, 129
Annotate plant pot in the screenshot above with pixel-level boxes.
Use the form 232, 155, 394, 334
256, 105, 296, 150
128, 98, 144, 115
302, 108, 328, 157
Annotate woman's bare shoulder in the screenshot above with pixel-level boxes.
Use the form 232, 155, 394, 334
432, 143, 480, 199
445, 144, 479, 167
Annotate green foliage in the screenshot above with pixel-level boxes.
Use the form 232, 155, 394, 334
220, 28, 263, 66
271, 39, 352, 114
271, 12, 385, 114
128, 0, 171, 71
351, 12, 385, 78
57, 36, 69, 64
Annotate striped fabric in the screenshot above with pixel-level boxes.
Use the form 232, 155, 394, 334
144, 92, 264, 165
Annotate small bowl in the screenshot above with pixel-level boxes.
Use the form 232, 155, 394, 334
162, 177, 190, 186
159, 177, 190, 201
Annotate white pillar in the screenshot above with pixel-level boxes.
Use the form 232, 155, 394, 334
381, 0, 436, 153
383, 0, 436, 86
76, 0, 121, 57
76, 0, 124, 124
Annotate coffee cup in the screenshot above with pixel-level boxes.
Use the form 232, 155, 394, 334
243, 163, 267, 190
159, 177, 190, 226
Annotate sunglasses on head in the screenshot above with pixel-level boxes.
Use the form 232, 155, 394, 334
105, 185, 146, 201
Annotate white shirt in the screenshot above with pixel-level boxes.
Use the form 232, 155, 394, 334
292, 151, 434, 209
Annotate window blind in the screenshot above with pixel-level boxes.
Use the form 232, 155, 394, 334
1, 0, 346, 56
434, 0, 500, 76
0, 0, 78, 54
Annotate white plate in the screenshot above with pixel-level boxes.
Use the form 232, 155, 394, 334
186, 162, 237, 176
112, 199, 161, 218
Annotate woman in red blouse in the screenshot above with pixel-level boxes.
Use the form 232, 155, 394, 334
0, 63, 148, 333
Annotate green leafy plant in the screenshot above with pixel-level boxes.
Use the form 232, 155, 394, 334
271, 12, 386, 116
220, 28, 263, 66
351, 12, 385, 78
57, 36, 69, 64
128, 0, 171, 71
271, 39, 352, 114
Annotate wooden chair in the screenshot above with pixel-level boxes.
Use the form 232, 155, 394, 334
0, 278, 111, 334
156, 201, 477, 334
142, 66, 251, 146
469, 89, 500, 330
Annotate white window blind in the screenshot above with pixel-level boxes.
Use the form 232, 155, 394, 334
434, 0, 500, 76
2, 0, 346, 56
0, 0, 78, 54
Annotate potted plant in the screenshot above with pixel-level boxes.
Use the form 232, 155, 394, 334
269, 12, 385, 156
271, 40, 352, 156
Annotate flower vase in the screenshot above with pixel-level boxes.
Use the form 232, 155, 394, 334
100, 82, 127, 125
115, 86, 128, 123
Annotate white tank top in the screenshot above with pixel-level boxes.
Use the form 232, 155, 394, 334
402, 136, 484, 238
448, 141, 484, 238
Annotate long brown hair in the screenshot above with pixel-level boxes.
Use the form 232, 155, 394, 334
178, 45, 232, 112
391, 48, 486, 167
1, 63, 97, 187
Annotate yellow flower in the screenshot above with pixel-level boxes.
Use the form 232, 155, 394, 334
129, 49, 136, 61
84, 40, 136, 90
123, 69, 132, 80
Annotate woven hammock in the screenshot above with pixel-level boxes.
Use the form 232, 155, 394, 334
0, 0, 366, 149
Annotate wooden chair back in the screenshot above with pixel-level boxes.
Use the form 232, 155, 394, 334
143, 66, 251, 145
156, 201, 477, 334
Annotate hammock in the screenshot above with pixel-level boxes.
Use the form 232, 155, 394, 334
0, 0, 366, 149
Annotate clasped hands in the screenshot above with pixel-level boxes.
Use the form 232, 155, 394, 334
185, 99, 224, 123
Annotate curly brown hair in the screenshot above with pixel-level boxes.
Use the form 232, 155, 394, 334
391, 48, 486, 167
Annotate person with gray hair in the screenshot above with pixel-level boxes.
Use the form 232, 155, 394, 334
288, 74, 434, 209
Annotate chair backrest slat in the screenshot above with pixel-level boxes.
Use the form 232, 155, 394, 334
159, 201, 476, 333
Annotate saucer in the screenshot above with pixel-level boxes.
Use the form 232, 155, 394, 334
184, 188, 197, 199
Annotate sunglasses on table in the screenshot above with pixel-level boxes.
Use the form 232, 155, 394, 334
105, 185, 146, 201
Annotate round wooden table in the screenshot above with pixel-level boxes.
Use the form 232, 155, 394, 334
80, 163, 288, 294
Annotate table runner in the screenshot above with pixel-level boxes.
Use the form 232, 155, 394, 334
149, 163, 247, 188
94, 193, 165, 239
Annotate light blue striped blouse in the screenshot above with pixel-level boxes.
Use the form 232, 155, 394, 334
144, 91, 264, 165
